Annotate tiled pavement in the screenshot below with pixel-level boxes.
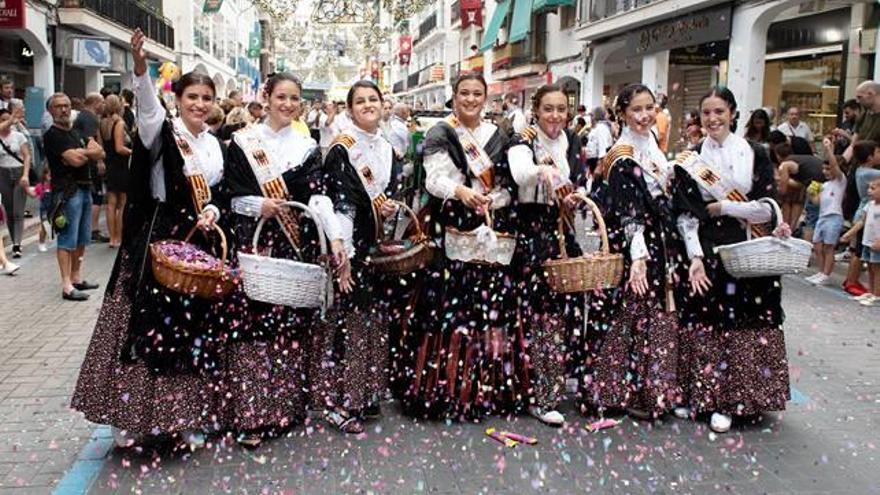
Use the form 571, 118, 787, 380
0, 242, 878, 494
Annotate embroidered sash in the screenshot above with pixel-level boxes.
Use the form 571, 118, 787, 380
169, 122, 212, 214
233, 126, 302, 250
334, 133, 389, 240
523, 126, 574, 229
446, 115, 495, 191
675, 150, 767, 237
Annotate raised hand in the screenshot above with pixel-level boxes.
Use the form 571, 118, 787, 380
131, 28, 147, 76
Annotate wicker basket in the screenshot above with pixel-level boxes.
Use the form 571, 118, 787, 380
369, 200, 437, 275
444, 210, 516, 266
543, 196, 624, 293
149, 223, 237, 300
238, 201, 333, 310
714, 198, 812, 278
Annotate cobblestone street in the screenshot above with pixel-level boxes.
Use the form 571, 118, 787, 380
0, 244, 877, 494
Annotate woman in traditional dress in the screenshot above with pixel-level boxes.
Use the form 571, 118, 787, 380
673, 86, 790, 433
506, 84, 584, 426
221, 72, 346, 446
403, 73, 526, 421
310, 80, 402, 434
579, 84, 682, 420
71, 29, 228, 449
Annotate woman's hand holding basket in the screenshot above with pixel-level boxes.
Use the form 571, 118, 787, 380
260, 198, 287, 219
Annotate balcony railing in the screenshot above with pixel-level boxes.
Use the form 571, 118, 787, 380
492, 41, 545, 71
61, 0, 175, 49
417, 12, 438, 41
407, 72, 419, 88
393, 80, 405, 93
586, 0, 657, 22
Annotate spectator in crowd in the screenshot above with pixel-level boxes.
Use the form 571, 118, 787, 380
70, 97, 83, 122
841, 140, 880, 296
7, 99, 28, 137
838, 99, 862, 135
764, 106, 778, 130
841, 176, 880, 305
205, 104, 225, 137
805, 138, 847, 286
220, 106, 251, 142
0, 78, 13, 110
218, 98, 235, 117
586, 106, 614, 174
852, 81, 880, 145
247, 101, 264, 122
290, 102, 310, 137
227, 89, 243, 108
680, 109, 703, 150
777, 106, 815, 147
43, 92, 105, 301
0, 108, 31, 257
654, 93, 671, 153
99, 94, 132, 248
307, 100, 323, 142
319, 100, 341, 156
571, 104, 590, 130
745, 108, 772, 147
334, 100, 352, 130
387, 102, 411, 159
776, 141, 824, 239
120, 89, 136, 133
768, 129, 812, 162
502, 93, 527, 134
74, 93, 109, 244
34, 166, 51, 252
0, 226, 18, 274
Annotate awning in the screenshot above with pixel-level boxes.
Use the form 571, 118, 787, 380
478, 0, 511, 53
508, 0, 534, 44
532, 0, 573, 12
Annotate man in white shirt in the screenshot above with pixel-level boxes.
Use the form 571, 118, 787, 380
388, 103, 411, 159
777, 107, 814, 146
0, 78, 13, 111
586, 107, 614, 163
503, 93, 528, 134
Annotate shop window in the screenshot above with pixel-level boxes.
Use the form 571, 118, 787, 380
763, 53, 842, 141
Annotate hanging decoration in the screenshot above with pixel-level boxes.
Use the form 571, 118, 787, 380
250, 0, 300, 21
311, 0, 372, 24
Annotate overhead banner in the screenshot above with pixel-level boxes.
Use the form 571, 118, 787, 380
460, 0, 483, 28
399, 35, 412, 65
72, 37, 111, 68
0, 0, 25, 29
203, 0, 224, 13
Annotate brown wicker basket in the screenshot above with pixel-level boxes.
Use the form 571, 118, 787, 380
543, 196, 624, 293
149, 223, 237, 300
370, 200, 437, 275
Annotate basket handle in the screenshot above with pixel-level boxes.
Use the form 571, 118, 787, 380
748, 197, 783, 240
183, 222, 228, 277
561, 193, 611, 257
251, 201, 329, 259
389, 200, 426, 239
483, 208, 494, 229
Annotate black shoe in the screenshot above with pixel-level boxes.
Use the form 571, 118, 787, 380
73, 280, 100, 291
91, 231, 110, 243
12, 245, 21, 258
24, 210, 33, 218
364, 402, 381, 418
62, 289, 90, 301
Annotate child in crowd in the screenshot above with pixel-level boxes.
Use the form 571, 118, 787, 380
806, 138, 847, 285
842, 176, 880, 306
32, 167, 52, 252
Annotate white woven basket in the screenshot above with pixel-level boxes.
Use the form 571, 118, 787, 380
713, 198, 812, 278
444, 210, 516, 266
238, 201, 333, 310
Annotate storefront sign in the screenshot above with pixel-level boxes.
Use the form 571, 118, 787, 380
460, 0, 483, 28
669, 40, 729, 65
625, 5, 732, 57
0, 0, 25, 30
488, 72, 552, 96
203, 0, 224, 14
72, 37, 111, 68
399, 36, 412, 65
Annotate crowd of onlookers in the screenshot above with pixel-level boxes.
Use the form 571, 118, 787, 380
2, 75, 879, 304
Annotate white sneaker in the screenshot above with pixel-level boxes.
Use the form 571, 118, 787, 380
852, 293, 875, 302
182, 429, 206, 449
38, 243, 48, 252
804, 273, 821, 283
528, 406, 565, 426
859, 295, 878, 307
1, 262, 20, 276
709, 412, 732, 433
810, 273, 830, 286
111, 427, 135, 448
673, 406, 692, 419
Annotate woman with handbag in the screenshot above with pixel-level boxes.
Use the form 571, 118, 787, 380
580, 84, 683, 421
403, 73, 526, 421
222, 72, 347, 446
72, 29, 231, 449
506, 84, 585, 426
310, 80, 403, 434
672, 86, 790, 433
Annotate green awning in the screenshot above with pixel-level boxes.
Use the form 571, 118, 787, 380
479, 0, 511, 53
532, 0, 574, 12
508, 0, 534, 44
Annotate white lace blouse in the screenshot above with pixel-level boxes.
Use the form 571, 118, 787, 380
507, 127, 572, 205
